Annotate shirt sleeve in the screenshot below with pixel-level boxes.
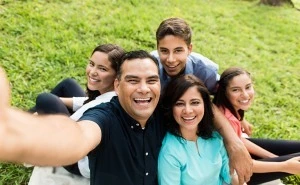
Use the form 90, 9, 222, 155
72, 97, 88, 111
205, 71, 219, 94
158, 150, 181, 185
220, 141, 231, 184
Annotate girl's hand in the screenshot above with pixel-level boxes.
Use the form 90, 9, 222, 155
283, 156, 300, 174
241, 119, 253, 136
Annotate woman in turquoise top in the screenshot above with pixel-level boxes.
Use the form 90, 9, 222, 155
158, 74, 234, 185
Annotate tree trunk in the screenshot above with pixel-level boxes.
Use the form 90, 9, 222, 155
260, 0, 294, 6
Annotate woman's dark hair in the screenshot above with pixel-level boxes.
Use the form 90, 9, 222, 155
84, 44, 125, 104
212, 67, 250, 121
161, 74, 215, 139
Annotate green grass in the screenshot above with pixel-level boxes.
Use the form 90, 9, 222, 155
0, 0, 299, 184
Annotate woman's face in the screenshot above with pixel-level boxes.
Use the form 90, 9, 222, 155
86, 51, 116, 94
226, 73, 255, 112
172, 86, 204, 136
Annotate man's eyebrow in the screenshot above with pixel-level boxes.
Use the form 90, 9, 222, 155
124, 75, 139, 79
147, 75, 159, 79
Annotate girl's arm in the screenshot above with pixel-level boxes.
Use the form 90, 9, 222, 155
60, 97, 73, 109
253, 157, 300, 174
241, 138, 277, 158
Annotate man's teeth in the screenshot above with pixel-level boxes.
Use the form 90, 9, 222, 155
134, 98, 151, 102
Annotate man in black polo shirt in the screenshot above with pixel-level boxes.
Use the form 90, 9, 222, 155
0, 50, 252, 185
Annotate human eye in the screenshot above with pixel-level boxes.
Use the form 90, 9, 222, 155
174, 48, 184, 53
246, 84, 252, 90
88, 60, 94, 67
147, 77, 159, 84
98, 66, 107, 72
231, 88, 239, 92
175, 101, 185, 107
159, 49, 168, 54
127, 79, 138, 84
191, 100, 201, 106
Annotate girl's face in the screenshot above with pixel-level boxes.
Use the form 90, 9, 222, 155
172, 86, 204, 136
86, 51, 116, 94
226, 73, 255, 112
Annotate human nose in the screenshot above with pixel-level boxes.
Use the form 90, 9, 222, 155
90, 67, 97, 76
183, 104, 193, 113
138, 81, 150, 93
241, 89, 250, 98
167, 53, 176, 63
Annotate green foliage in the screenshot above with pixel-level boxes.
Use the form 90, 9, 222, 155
0, 0, 299, 184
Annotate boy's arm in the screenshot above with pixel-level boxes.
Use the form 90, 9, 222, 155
212, 105, 253, 184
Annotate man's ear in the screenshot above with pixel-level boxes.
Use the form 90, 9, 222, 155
114, 78, 120, 96
188, 43, 193, 54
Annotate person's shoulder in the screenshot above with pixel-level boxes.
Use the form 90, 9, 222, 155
188, 52, 219, 70
200, 131, 223, 145
162, 133, 184, 150
150, 50, 159, 59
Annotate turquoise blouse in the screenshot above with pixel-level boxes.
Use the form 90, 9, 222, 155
158, 132, 231, 185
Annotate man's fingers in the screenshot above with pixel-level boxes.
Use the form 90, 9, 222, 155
0, 67, 11, 108
236, 166, 252, 184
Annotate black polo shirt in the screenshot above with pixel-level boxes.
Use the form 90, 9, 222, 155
80, 96, 166, 185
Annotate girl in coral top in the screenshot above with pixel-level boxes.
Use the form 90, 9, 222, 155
213, 67, 300, 185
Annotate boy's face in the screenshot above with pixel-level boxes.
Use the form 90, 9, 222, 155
157, 35, 192, 77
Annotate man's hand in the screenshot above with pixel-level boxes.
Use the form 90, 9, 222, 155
227, 139, 253, 184
0, 67, 11, 115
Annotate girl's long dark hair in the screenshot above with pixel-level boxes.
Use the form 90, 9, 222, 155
84, 44, 125, 104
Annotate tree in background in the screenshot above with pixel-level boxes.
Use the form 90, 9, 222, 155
260, 0, 294, 6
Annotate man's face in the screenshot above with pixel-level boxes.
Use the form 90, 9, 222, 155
114, 58, 161, 126
157, 35, 192, 77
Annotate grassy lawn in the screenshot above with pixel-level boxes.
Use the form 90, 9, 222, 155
0, 0, 299, 184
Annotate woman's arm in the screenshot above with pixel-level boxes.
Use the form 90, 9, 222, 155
212, 105, 253, 184
158, 152, 181, 185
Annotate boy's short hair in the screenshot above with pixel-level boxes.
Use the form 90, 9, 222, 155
156, 17, 192, 46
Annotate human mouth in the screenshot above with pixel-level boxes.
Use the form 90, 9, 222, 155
89, 77, 100, 83
182, 116, 196, 123
134, 98, 152, 104
239, 99, 250, 104
165, 63, 180, 71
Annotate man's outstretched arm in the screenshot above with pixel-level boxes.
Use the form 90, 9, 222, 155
0, 67, 101, 166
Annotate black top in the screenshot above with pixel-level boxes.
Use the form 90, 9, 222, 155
80, 96, 166, 185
